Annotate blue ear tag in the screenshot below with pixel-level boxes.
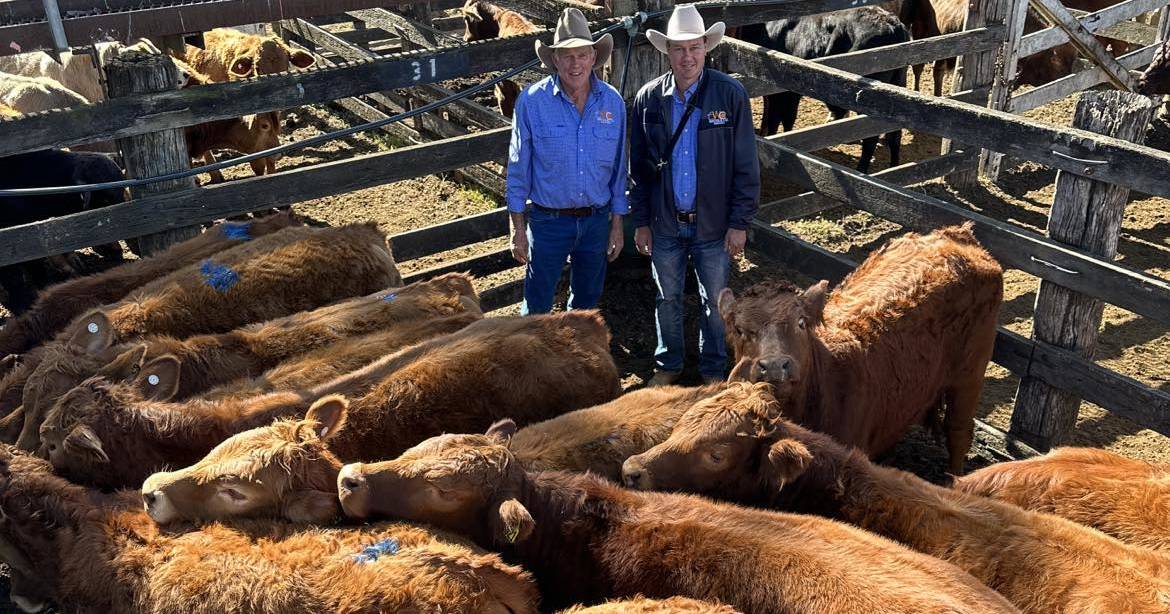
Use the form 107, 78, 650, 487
220, 222, 253, 241
352, 538, 400, 563
200, 260, 240, 293
382, 292, 397, 302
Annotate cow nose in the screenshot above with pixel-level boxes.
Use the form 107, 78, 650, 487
340, 475, 365, 491
621, 458, 645, 488
757, 358, 793, 381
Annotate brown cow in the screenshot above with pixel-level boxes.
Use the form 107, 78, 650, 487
954, 447, 1170, 552
0, 445, 539, 614
13, 223, 401, 451
560, 597, 742, 613
336, 426, 1019, 614
623, 382, 1170, 614
510, 383, 725, 480
182, 28, 316, 82
461, 0, 538, 117
719, 224, 1003, 474
1139, 39, 1170, 95
45, 312, 620, 490
0, 212, 300, 358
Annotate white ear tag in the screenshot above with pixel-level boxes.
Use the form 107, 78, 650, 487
148, 374, 160, 386
87, 322, 99, 334
319, 426, 328, 437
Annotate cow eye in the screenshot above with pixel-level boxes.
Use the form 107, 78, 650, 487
797, 317, 806, 330
705, 450, 725, 464
219, 487, 247, 502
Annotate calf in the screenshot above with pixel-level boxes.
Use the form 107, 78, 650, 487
13, 223, 401, 451
336, 426, 1019, 614
510, 383, 725, 480
0, 446, 539, 614
719, 224, 1003, 474
0, 39, 173, 103
182, 28, 316, 82
736, 8, 909, 172
178, 63, 283, 180
461, 0, 538, 117
954, 447, 1170, 552
0, 72, 88, 113
560, 597, 741, 613
0, 148, 128, 314
0, 212, 300, 357
893, 0, 967, 95
45, 312, 620, 490
623, 382, 1170, 614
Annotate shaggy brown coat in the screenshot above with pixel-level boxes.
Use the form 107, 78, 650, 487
44, 312, 620, 489
336, 428, 1019, 614
0, 446, 539, 614
13, 223, 401, 451
720, 224, 1003, 474
511, 384, 725, 480
559, 597, 741, 613
461, 0, 537, 117
954, 447, 1170, 552
624, 382, 1170, 614
0, 212, 300, 358
181, 28, 316, 81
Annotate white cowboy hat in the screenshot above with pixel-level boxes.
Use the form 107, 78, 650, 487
535, 8, 614, 70
646, 4, 725, 55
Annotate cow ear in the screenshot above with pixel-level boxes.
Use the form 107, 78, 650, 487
462, 3, 484, 22
485, 419, 517, 444
305, 395, 348, 441
717, 288, 737, 324
766, 438, 811, 487
0, 354, 19, 375
801, 280, 829, 323
98, 344, 147, 379
63, 425, 109, 464
229, 55, 253, 77
728, 357, 753, 382
492, 498, 534, 544
289, 49, 315, 69
281, 489, 339, 523
66, 311, 114, 354
135, 355, 181, 401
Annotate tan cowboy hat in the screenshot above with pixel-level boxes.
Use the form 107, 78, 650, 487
646, 4, 725, 54
535, 7, 613, 70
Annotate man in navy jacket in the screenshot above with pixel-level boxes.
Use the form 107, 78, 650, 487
629, 4, 760, 385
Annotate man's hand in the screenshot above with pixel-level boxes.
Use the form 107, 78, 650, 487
725, 228, 747, 258
511, 230, 529, 265
634, 226, 653, 257
607, 216, 624, 262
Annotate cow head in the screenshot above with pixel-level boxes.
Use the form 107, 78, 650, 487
622, 382, 812, 501
1139, 41, 1170, 96
142, 395, 347, 525
228, 37, 316, 79
224, 111, 282, 176
718, 280, 828, 410
462, 0, 502, 41
338, 420, 534, 547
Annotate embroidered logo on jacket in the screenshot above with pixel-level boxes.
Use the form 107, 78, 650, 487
597, 110, 615, 124
706, 110, 729, 125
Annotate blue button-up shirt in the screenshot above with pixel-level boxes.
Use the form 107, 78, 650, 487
667, 74, 701, 212
505, 74, 628, 215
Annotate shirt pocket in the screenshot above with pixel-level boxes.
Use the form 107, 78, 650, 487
592, 124, 622, 175
532, 123, 571, 178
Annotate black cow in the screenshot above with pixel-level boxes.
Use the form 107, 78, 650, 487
738, 7, 909, 173
0, 149, 126, 314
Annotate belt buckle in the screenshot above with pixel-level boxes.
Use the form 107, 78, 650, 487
677, 211, 695, 223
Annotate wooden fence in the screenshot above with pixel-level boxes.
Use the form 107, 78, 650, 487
1, 0, 1169, 455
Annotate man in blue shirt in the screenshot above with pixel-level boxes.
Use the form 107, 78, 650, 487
506, 8, 627, 315
629, 5, 761, 385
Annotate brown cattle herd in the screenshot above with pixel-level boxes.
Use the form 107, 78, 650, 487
1, 6, 1170, 614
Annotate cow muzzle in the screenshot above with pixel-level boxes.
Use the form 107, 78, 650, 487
337, 463, 371, 519
621, 456, 653, 490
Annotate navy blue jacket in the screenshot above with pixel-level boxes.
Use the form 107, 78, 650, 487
628, 69, 760, 242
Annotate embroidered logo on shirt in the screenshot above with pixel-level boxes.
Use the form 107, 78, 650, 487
597, 110, 615, 124
706, 110, 729, 125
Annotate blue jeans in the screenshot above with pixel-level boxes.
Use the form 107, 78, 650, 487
520, 207, 610, 315
651, 222, 730, 379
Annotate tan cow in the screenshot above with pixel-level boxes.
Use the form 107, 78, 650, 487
461, 0, 538, 117
0, 72, 88, 114
0, 39, 174, 103
560, 597, 742, 613
0, 445, 539, 614
182, 28, 316, 81
623, 382, 1170, 614
954, 447, 1170, 552
336, 426, 1019, 614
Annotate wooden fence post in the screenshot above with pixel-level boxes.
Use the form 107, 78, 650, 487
1009, 90, 1156, 451
106, 51, 200, 257
945, 0, 1029, 186
609, 0, 672, 99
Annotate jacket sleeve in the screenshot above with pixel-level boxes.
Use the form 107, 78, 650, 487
727, 84, 760, 230
627, 92, 653, 229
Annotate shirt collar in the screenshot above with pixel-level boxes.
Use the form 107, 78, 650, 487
665, 70, 704, 102
551, 73, 602, 100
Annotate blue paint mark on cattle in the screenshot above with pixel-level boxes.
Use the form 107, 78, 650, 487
200, 260, 240, 293
352, 538, 400, 563
382, 292, 398, 302
220, 222, 253, 241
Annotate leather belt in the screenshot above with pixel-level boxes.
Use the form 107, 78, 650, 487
675, 211, 697, 224
533, 204, 602, 217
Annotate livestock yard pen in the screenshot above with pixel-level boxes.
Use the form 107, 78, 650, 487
0, 0, 1169, 607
